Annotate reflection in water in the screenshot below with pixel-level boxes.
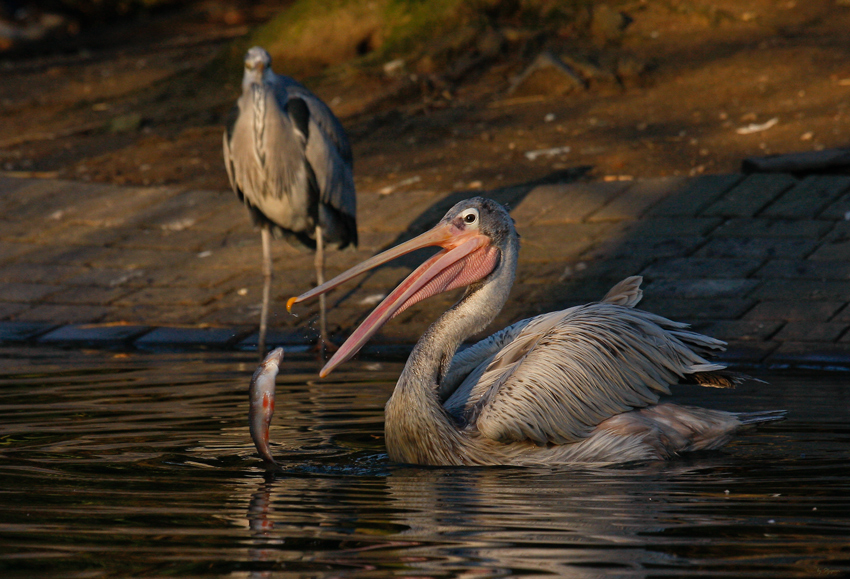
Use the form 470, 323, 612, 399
0, 347, 848, 578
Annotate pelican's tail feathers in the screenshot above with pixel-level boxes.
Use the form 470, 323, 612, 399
735, 409, 787, 425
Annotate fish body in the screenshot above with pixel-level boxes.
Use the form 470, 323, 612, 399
249, 347, 284, 465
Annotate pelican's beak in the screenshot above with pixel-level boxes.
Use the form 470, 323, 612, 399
287, 219, 500, 377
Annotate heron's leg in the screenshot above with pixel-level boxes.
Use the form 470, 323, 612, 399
315, 224, 329, 349
259, 227, 272, 359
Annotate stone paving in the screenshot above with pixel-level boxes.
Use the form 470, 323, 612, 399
1, 171, 850, 368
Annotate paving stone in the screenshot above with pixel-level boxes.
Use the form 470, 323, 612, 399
63, 185, 180, 227
511, 181, 630, 225
720, 340, 780, 364
644, 278, 759, 299
712, 218, 832, 239
773, 322, 848, 343
744, 300, 844, 322
81, 247, 195, 270
64, 267, 151, 288
699, 320, 783, 341
38, 324, 152, 346
38, 222, 129, 247
648, 173, 743, 217
22, 244, 117, 267
641, 258, 761, 280
585, 236, 707, 260
807, 221, 850, 261
761, 174, 850, 219
831, 304, 850, 323
0, 302, 29, 319
0, 239, 35, 263
587, 176, 688, 222
754, 259, 850, 280
128, 188, 229, 230
12, 183, 121, 224
520, 223, 610, 262
150, 265, 243, 289
767, 342, 850, 367
619, 217, 722, 237
112, 227, 224, 253
808, 238, 850, 261
191, 204, 253, 233
638, 297, 755, 320
4, 174, 850, 366
42, 285, 134, 306
817, 178, 850, 220
100, 304, 214, 325
134, 326, 251, 348
0, 175, 36, 199
749, 279, 850, 300
0, 263, 86, 284
0, 282, 59, 302
356, 230, 405, 253
0, 321, 58, 342
19, 304, 111, 323
554, 257, 654, 282
113, 285, 227, 308
695, 237, 818, 259
0, 217, 72, 244
703, 173, 797, 218
357, 189, 443, 232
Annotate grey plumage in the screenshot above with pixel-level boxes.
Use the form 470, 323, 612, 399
223, 46, 356, 353
291, 198, 784, 467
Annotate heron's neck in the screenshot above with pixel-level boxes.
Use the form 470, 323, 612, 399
384, 236, 518, 464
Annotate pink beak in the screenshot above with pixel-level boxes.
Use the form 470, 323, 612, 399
287, 220, 500, 377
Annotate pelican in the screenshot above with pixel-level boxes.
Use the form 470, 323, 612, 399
285, 197, 784, 466
223, 46, 357, 355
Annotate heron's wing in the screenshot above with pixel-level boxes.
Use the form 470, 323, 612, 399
274, 74, 353, 166
222, 105, 240, 195
276, 81, 357, 231
446, 301, 727, 446
303, 112, 356, 220
225, 84, 314, 235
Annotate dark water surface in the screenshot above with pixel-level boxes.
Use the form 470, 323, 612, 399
0, 346, 848, 578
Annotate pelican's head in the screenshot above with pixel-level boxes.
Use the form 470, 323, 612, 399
287, 197, 518, 377
242, 46, 273, 90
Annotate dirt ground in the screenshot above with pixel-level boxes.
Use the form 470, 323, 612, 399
2, 0, 850, 202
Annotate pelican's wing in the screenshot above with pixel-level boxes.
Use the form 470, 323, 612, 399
440, 276, 645, 401
600, 275, 643, 307
447, 301, 727, 445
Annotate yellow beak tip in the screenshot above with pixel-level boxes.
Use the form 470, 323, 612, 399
286, 296, 297, 313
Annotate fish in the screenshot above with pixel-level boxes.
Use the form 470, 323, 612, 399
248, 347, 284, 466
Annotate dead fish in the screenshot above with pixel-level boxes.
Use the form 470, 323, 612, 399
249, 347, 284, 466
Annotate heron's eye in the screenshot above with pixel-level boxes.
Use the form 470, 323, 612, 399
461, 208, 479, 225
465, 214, 475, 223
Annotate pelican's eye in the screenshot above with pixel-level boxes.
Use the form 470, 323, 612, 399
461, 208, 479, 226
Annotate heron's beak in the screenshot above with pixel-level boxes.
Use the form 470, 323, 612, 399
287, 221, 499, 377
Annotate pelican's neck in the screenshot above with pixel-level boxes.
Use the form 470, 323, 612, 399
384, 234, 519, 465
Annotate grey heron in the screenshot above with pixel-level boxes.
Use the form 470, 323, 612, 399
283, 197, 784, 466
223, 46, 356, 355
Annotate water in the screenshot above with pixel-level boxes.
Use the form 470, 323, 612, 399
0, 346, 848, 578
